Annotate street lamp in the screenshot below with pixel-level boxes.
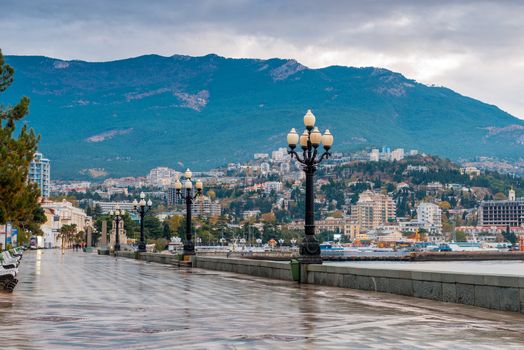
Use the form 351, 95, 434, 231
133, 192, 153, 253
287, 109, 334, 264
175, 169, 203, 255
109, 205, 125, 252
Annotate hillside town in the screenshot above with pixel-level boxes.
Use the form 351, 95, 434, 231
5, 144, 522, 251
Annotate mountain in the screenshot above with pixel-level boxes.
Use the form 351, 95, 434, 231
3, 54, 524, 179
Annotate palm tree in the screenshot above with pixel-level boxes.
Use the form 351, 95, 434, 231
57, 224, 77, 253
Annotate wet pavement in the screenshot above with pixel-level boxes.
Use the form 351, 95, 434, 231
2, 251, 524, 349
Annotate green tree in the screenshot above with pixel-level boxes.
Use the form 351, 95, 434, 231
58, 224, 77, 248
502, 225, 517, 245
0, 49, 44, 234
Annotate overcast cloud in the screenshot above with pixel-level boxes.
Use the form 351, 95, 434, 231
1, 0, 523, 118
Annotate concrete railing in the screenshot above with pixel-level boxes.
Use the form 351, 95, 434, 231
304, 264, 522, 312
194, 256, 292, 281
115, 251, 184, 265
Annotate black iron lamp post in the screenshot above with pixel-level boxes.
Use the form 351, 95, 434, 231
286, 109, 334, 264
109, 206, 125, 252
174, 169, 203, 256
132, 192, 153, 253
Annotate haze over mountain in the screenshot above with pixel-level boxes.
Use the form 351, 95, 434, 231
3, 54, 524, 179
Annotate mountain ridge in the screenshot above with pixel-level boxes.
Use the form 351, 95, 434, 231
2, 53, 523, 179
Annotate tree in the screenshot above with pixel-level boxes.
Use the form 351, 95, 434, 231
0, 49, 44, 234
57, 224, 77, 249
502, 225, 517, 245
438, 201, 451, 211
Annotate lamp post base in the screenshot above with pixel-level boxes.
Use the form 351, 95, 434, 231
114, 243, 120, 252
137, 242, 146, 253
298, 235, 322, 264
183, 241, 195, 256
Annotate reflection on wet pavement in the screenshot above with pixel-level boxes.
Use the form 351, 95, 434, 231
2, 250, 524, 349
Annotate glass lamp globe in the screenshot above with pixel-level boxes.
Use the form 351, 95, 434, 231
140, 192, 145, 199
184, 168, 192, 179
147, 199, 153, 207
195, 180, 203, 191
287, 128, 299, 148
139, 199, 146, 206
303, 109, 316, 130
322, 129, 334, 150
299, 130, 309, 149
132, 199, 138, 207
175, 179, 182, 190
310, 127, 322, 147
184, 179, 193, 189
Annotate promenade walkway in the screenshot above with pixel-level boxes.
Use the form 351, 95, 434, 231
1, 250, 524, 349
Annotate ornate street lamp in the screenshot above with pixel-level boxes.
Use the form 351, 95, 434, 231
132, 192, 153, 253
109, 206, 125, 252
174, 169, 203, 255
287, 109, 334, 264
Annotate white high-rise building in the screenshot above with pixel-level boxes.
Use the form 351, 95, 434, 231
271, 148, 288, 162
147, 167, 180, 187
191, 196, 222, 217
391, 148, 405, 161
416, 203, 442, 235
29, 152, 51, 198
351, 190, 396, 231
369, 149, 380, 162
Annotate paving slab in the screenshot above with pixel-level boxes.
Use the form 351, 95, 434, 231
2, 250, 524, 349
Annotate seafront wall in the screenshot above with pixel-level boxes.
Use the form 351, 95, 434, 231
194, 256, 524, 313
112, 252, 524, 313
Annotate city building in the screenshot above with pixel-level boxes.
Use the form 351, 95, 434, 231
243, 210, 261, 220
254, 153, 269, 160
405, 165, 429, 173
369, 148, 380, 162
416, 202, 443, 235
287, 217, 359, 238
460, 166, 481, 177
271, 147, 288, 162
262, 181, 283, 194
391, 148, 405, 161
191, 196, 222, 217
29, 152, 51, 198
260, 162, 271, 175
166, 187, 178, 206
478, 189, 524, 227
147, 167, 180, 187
91, 201, 135, 214
50, 181, 91, 194
350, 190, 396, 231
40, 199, 93, 248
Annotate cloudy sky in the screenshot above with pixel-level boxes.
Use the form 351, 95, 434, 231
1, 0, 523, 118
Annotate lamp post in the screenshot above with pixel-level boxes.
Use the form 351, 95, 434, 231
109, 206, 125, 252
133, 192, 153, 253
174, 169, 203, 256
286, 109, 334, 264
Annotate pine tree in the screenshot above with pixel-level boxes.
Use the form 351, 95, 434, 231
0, 49, 44, 233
